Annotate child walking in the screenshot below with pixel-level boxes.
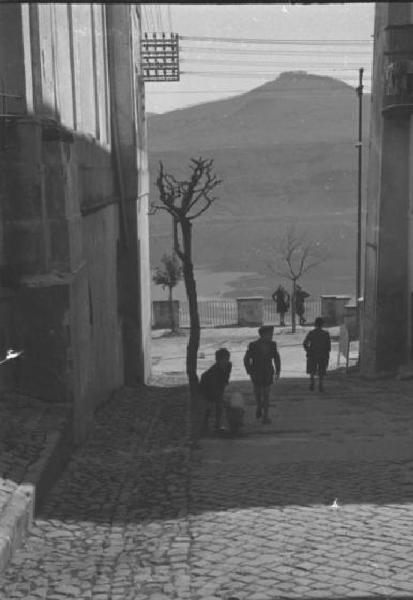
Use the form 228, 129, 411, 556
243, 326, 281, 424
199, 348, 232, 433
303, 317, 331, 391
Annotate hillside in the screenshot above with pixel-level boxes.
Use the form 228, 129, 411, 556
148, 71, 371, 300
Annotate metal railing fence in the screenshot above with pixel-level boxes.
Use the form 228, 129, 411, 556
176, 297, 321, 328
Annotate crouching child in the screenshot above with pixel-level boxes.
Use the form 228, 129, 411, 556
199, 348, 232, 434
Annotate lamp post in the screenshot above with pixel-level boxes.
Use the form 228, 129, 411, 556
356, 67, 364, 340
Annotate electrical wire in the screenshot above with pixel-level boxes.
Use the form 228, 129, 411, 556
181, 57, 370, 70
180, 35, 373, 46
181, 70, 370, 81
148, 87, 370, 95
180, 46, 373, 56
142, 6, 150, 33
161, 4, 168, 31
155, 4, 162, 30
150, 5, 157, 31
144, 4, 155, 31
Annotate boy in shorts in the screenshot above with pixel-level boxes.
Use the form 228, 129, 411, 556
303, 317, 331, 392
244, 326, 281, 424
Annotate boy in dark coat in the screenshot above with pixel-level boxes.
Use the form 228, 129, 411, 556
199, 348, 232, 433
303, 317, 331, 392
296, 285, 310, 326
244, 326, 281, 424
272, 285, 290, 327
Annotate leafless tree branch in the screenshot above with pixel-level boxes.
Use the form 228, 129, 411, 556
149, 203, 179, 217
188, 196, 219, 220
264, 225, 328, 283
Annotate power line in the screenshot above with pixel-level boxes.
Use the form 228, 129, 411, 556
181, 70, 370, 81
167, 4, 173, 32
144, 5, 151, 31
142, 6, 150, 33
145, 5, 155, 31
181, 46, 373, 56
180, 35, 373, 46
180, 68, 370, 77
149, 87, 371, 95
160, 5, 168, 31
150, 5, 158, 31
155, 4, 162, 30
181, 58, 370, 71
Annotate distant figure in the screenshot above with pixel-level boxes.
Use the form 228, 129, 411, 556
199, 348, 232, 433
303, 317, 331, 392
296, 285, 310, 326
243, 325, 281, 425
272, 285, 290, 327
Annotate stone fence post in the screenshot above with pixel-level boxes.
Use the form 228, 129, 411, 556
344, 302, 358, 340
321, 295, 352, 326
152, 300, 180, 329
236, 297, 263, 327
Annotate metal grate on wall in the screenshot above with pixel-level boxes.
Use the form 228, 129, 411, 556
140, 33, 180, 82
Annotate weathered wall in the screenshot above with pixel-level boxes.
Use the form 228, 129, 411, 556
375, 120, 409, 371
0, 6, 26, 390
0, 4, 150, 441
1, 119, 123, 418
106, 4, 151, 385
1, 118, 48, 396
361, 2, 413, 375
0, 5, 27, 113
361, 5, 387, 374
135, 20, 152, 383
42, 132, 123, 439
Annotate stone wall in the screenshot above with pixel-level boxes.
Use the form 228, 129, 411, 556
361, 3, 413, 375
0, 4, 151, 442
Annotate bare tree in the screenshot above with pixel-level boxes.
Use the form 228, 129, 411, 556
150, 157, 222, 405
153, 253, 182, 334
267, 226, 328, 333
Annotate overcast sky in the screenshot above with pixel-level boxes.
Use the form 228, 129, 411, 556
142, 3, 375, 114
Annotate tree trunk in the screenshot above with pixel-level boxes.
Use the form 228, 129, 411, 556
183, 259, 200, 391
181, 221, 202, 443
168, 285, 176, 333
291, 279, 297, 334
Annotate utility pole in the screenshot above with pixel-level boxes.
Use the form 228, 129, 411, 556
356, 67, 364, 339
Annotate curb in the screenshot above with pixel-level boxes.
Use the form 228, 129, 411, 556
0, 483, 34, 573
25, 414, 73, 511
0, 413, 73, 575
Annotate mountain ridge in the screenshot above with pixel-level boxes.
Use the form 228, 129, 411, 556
148, 71, 370, 298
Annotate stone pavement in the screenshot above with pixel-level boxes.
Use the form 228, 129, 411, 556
0, 394, 71, 572
0, 385, 192, 600
189, 376, 413, 600
1, 375, 413, 599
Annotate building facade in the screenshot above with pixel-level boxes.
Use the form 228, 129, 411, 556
362, 3, 413, 375
0, 4, 151, 441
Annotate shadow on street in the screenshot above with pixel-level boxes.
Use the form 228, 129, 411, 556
32, 374, 413, 525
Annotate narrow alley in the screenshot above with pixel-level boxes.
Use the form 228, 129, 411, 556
3, 2, 413, 599
1, 374, 413, 600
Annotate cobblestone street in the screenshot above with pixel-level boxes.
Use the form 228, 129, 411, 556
1, 376, 413, 599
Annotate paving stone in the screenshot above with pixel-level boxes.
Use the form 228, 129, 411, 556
2, 377, 413, 598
